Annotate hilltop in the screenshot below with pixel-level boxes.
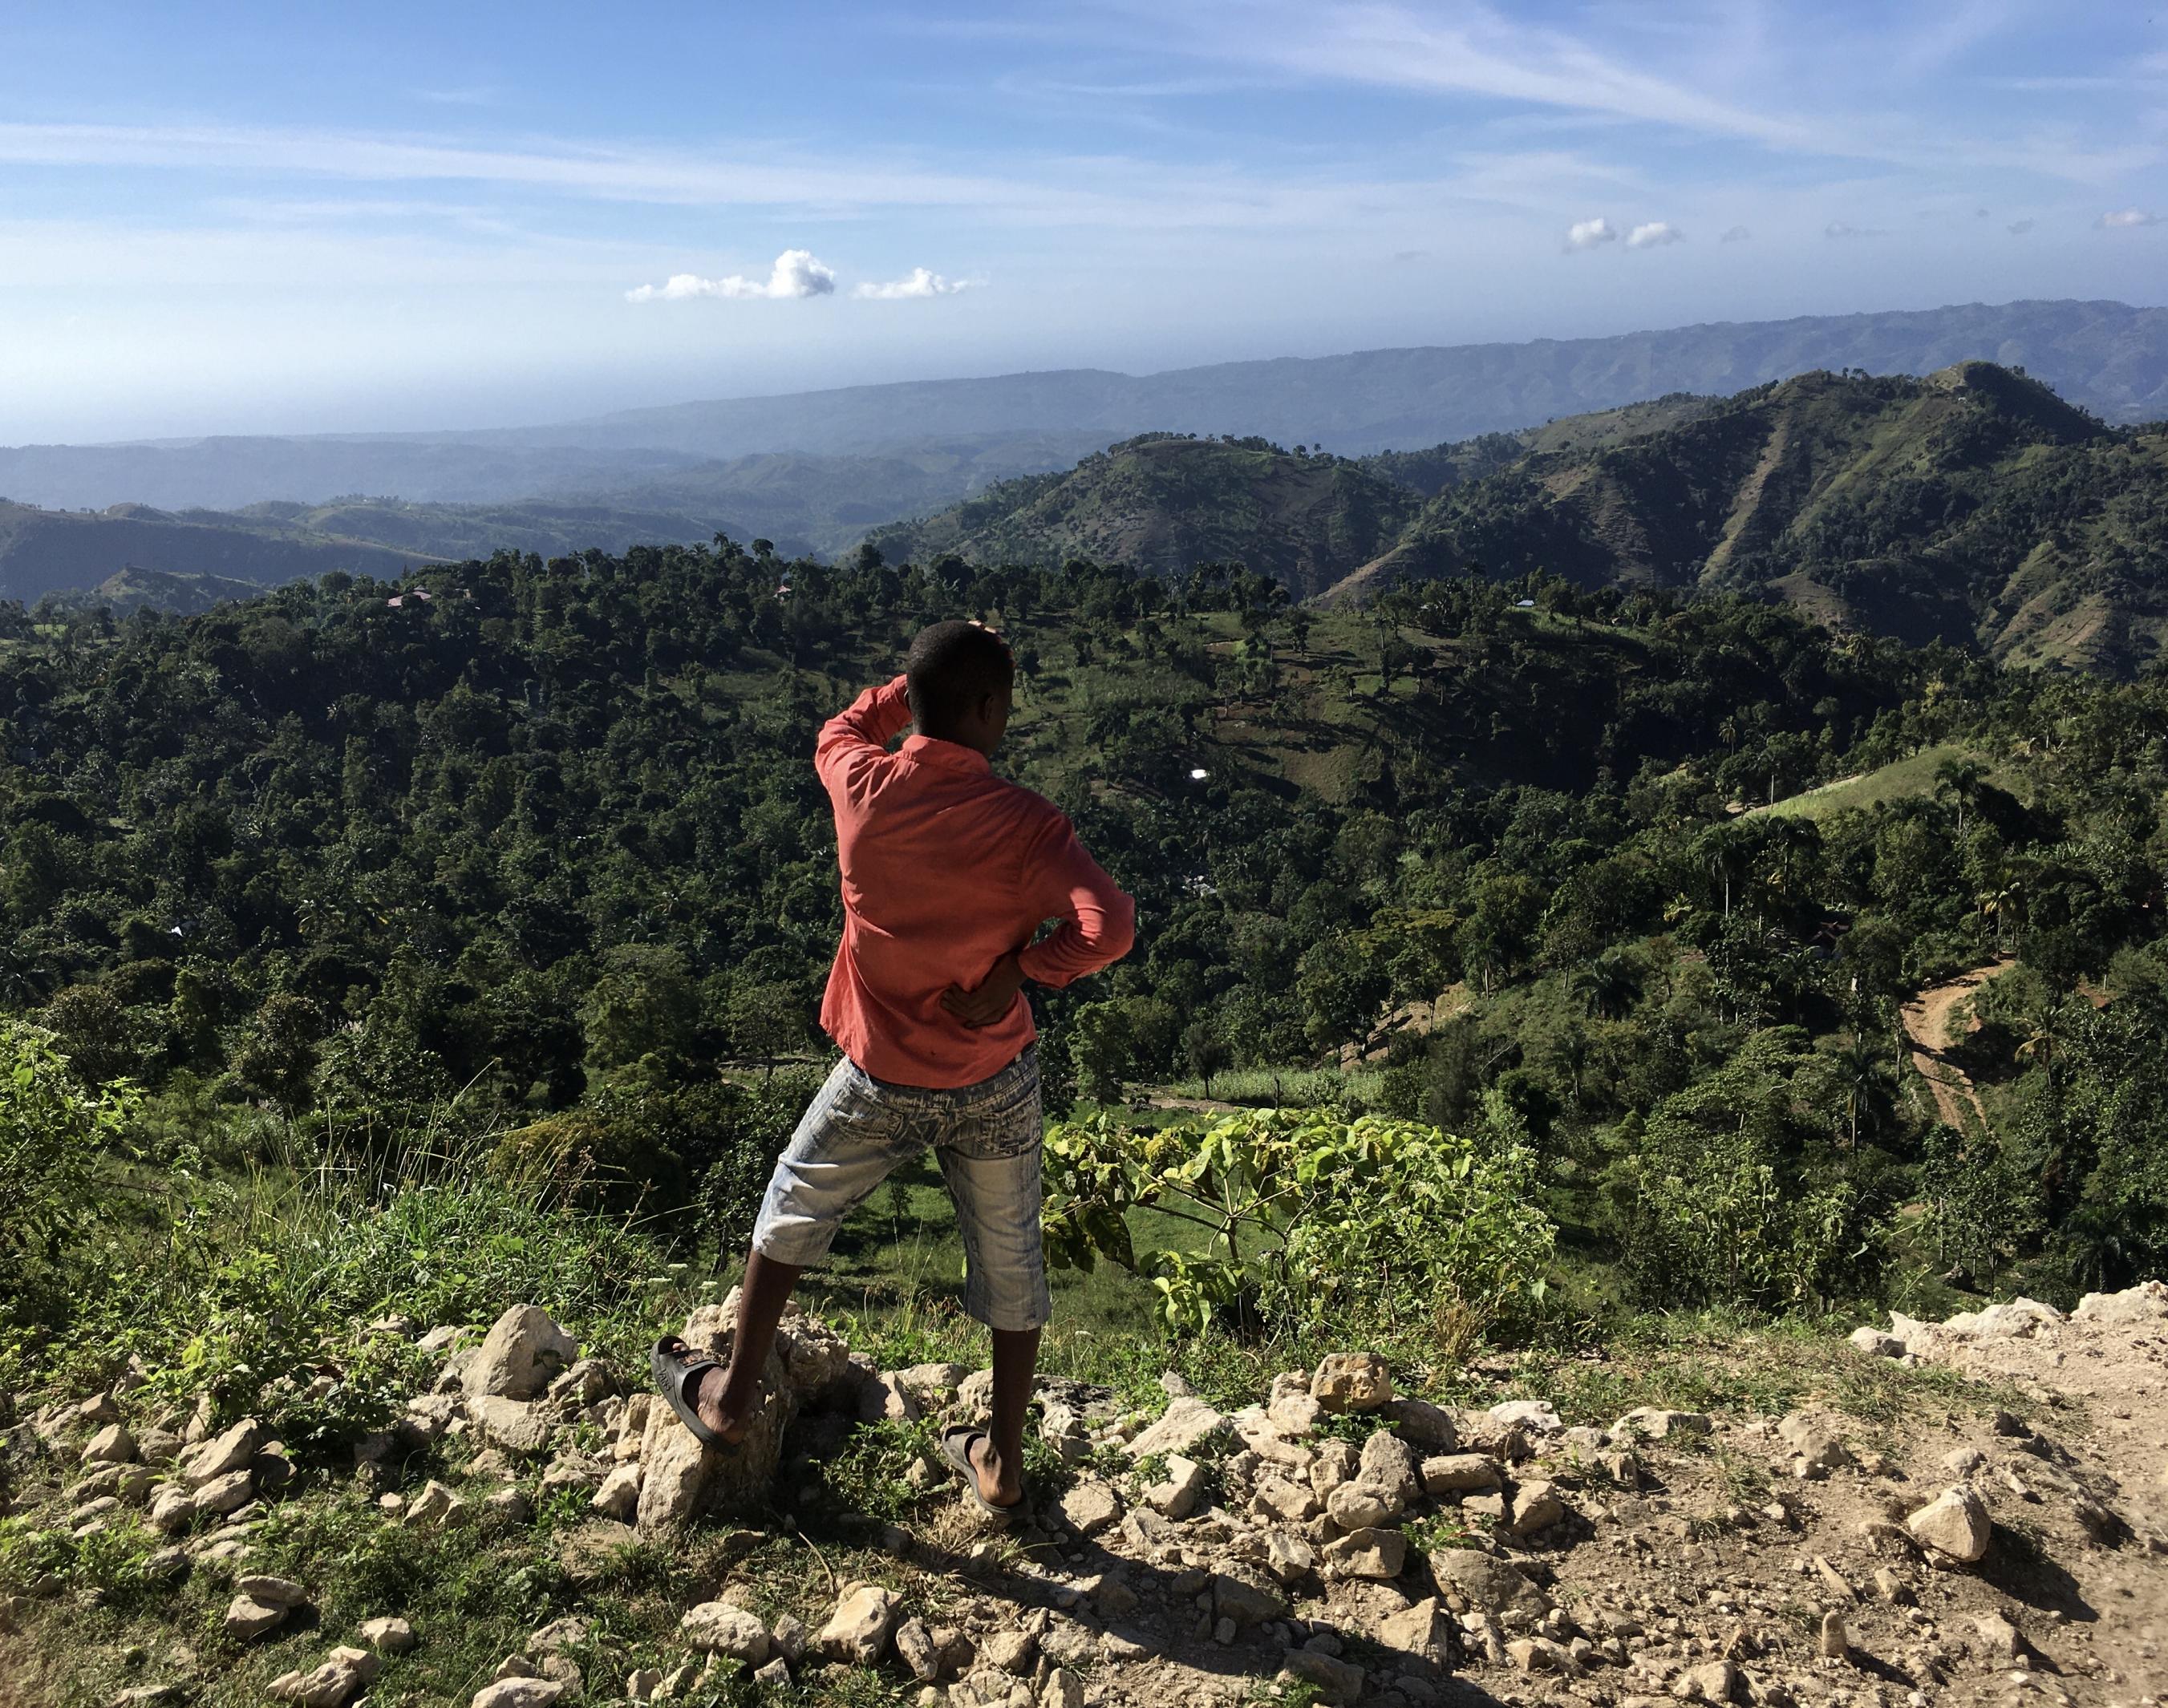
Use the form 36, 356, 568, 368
1335, 362, 2168, 672
861, 435, 1422, 596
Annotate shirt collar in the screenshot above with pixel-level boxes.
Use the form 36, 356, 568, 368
900, 733, 993, 775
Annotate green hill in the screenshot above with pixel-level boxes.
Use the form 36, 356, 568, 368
1333, 362, 2168, 672
861, 433, 1424, 597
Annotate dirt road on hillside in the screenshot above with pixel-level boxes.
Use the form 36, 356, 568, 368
1901, 958, 2016, 1129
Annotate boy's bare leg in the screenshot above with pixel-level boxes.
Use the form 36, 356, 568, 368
970, 1326, 1040, 1508
695, 1249, 804, 1442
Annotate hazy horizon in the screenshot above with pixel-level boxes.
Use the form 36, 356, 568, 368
5, 2, 2166, 444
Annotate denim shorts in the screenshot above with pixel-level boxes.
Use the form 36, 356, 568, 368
751, 1045, 1050, 1332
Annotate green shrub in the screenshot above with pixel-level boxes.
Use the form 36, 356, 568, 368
1042, 1103, 1553, 1342
0, 1019, 136, 1319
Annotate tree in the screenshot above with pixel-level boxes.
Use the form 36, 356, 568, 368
1183, 1018, 1231, 1099
1934, 756, 1988, 838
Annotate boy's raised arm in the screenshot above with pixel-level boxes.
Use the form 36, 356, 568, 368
815, 673, 914, 801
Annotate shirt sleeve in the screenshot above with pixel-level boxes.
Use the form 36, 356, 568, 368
814, 674, 914, 803
1015, 813, 1137, 990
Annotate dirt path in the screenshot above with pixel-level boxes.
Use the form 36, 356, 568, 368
1900, 957, 2016, 1129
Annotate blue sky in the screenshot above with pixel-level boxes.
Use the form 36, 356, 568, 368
2, 0, 2165, 441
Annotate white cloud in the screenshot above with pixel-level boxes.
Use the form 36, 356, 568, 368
1719, 225, 1752, 243
850, 266, 974, 300
626, 249, 835, 303
1565, 217, 1616, 250
1626, 221, 1683, 249
2099, 208, 2166, 229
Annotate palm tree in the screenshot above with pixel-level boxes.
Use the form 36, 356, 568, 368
1571, 949, 1643, 1021
1935, 756, 1988, 838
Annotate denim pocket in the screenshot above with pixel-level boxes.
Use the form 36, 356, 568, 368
940, 1052, 1043, 1160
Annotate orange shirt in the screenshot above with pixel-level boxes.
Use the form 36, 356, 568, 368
814, 674, 1137, 1087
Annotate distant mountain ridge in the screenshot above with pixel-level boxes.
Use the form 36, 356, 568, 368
865, 362, 2168, 675
2, 300, 2162, 524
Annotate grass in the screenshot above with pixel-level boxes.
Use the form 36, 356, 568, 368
1749, 743, 2018, 822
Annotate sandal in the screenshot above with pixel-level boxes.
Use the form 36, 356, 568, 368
938, 1423, 1023, 1524
650, 1335, 738, 1451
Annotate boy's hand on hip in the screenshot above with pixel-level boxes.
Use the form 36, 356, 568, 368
940, 952, 1026, 1028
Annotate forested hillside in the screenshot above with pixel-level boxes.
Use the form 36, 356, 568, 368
866, 363, 2168, 674
5, 541, 2164, 1320
1340, 362, 2168, 672
861, 433, 1421, 594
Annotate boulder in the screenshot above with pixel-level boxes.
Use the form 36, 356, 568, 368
681, 1600, 770, 1662
225, 1595, 290, 1640
1280, 1648, 1365, 1706
359, 1616, 416, 1655
1124, 1396, 1228, 1459
634, 1309, 794, 1530
1680, 1659, 1737, 1702
468, 1395, 555, 1457
269, 1648, 379, 1708
1612, 1407, 1712, 1441
980, 1629, 1036, 1674
817, 1582, 902, 1665
1847, 1326, 1907, 1358
1323, 1527, 1406, 1579
1267, 1391, 1322, 1434
1907, 1486, 1992, 1562
1145, 1453, 1206, 1519
1972, 1609, 2024, 1660
1264, 1530, 1315, 1584
464, 1305, 577, 1401
1383, 1396, 1457, 1450
193, 1469, 254, 1516
590, 1463, 641, 1522
1310, 1353, 1392, 1414
470, 1682, 564, 1708
147, 1487, 197, 1532
1375, 1597, 1451, 1661
403, 1479, 468, 1532
1427, 1548, 1552, 1618
1943, 1297, 2064, 1341
2074, 1280, 2168, 1325
1325, 1480, 1397, 1530
81, 1424, 137, 1465
235, 1574, 305, 1608
1359, 1430, 1423, 1504
1059, 1479, 1122, 1536
1488, 1399, 1563, 1435
179, 1419, 264, 1487
1505, 1479, 1566, 1536
1213, 1567, 1288, 1625
894, 1617, 942, 1682
1777, 1410, 1853, 1476
1254, 1475, 1320, 1525
1420, 1453, 1502, 1495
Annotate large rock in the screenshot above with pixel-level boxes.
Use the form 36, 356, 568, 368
1280, 1648, 1365, 1706
1310, 1354, 1392, 1414
681, 1601, 770, 1662
817, 1582, 901, 1664
1323, 1527, 1406, 1579
359, 1617, 415, 1655
81, 1423, 137, 1465
1427, 1548, 1552, 1617
225, 1595, 290, 1640
1145, 1453, 1207, 1519
471, 1682, 564, 1708
1613, 1406, 1711, 1441
1376, 1597, 1451, 1661
179, 1418, 264, 1487
634, 1310, 795, 1531
1943, 1298, 2064, 1341
1213, 1567, 1289, 1625
469, 1395, 555, 1456
1908, 1486, 1992, 1562
1383, 1396, 1457, 1450
1359, 1431, 1422, 1504
194, 1468, 255, 1516
1060, 1479, 1122, 1536
1505, 1479, 1566, 1536
269, 1647, 379, 1708
1420, 1453, 1501, 1495
591, 1463, 641, 1522
1125, 1396, 1229, 1459
2074, 1281, 2168, 1326
464, 1306, 577, 1401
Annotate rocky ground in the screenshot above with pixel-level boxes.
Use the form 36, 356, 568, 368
3, 1285, 2165, 1708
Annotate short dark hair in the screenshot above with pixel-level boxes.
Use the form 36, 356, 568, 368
906, 621, 1012, 733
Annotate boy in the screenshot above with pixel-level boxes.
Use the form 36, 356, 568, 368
652, 620, 1135, 1517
